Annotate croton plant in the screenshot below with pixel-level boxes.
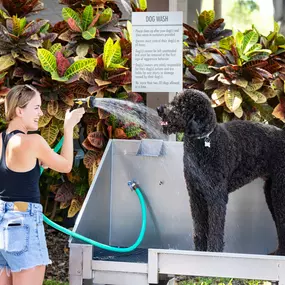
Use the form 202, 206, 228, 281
0, 0, 147, 222
183, 10, 285, 126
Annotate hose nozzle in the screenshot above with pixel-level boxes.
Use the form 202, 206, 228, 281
72, 96, 96, 110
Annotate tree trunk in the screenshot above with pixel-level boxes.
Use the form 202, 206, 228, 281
214, 0, 222, 19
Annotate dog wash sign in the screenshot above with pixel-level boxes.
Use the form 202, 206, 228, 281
132, 12, 183, 92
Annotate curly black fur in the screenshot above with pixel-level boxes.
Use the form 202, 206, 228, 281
157, 88, 285, 255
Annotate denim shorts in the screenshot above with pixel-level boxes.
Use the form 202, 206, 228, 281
0, 200, 51, 273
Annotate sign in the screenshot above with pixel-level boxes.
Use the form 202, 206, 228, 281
132, 12, 183, 93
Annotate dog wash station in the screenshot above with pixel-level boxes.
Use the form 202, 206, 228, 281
68, 139, 285, 285
66, 9, 285, 285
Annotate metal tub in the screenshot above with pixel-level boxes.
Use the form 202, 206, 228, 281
68, 139, 285, 285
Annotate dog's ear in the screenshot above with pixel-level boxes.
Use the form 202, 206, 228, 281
185, 114, 199, 135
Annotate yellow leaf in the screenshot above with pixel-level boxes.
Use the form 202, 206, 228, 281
212, 86, 227, 100
41, 124, 59, 146
225, 89, 242, 112
234, 106, 243, 118
68, 198, 82, 218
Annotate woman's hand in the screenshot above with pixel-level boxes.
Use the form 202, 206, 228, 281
64, 107, 85, 130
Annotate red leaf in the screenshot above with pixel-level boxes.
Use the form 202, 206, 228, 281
107, 125, 112, 138
273, 97, 285, 122
55, 182, 74, 203
55, 52, 71, 77
88, 14, 100, 29
120, 38, 132, 56
108, 71, 132, 85
67, 18, 81, 32
114, 128, 127, 139
87, 131, 105, 149
82, 137, 99, 151
83, 150, 102, 169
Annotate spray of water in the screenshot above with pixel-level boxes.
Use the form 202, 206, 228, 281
92, 98, 167, 140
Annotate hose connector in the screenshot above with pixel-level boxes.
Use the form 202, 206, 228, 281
128, 180, 139, 191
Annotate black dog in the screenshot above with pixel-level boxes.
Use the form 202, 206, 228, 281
157, 88, 285, 255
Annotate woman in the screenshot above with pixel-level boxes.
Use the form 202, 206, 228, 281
0, 84, 85, 285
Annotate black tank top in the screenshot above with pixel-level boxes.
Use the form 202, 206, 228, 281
0, 130, 41, 203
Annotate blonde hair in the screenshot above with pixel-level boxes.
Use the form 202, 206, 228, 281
5, 84, 40, 122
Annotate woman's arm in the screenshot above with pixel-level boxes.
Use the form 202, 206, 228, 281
34, 107, 85, 173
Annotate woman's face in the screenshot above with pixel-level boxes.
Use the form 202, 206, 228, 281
19, 92, 43, 131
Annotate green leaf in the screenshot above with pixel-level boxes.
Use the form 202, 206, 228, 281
219, 36, 234, 50
193, 54, 206, 65
103, 38, 122, 68
51, 72, 68, 82
40, 22, 50, 33
64, 58, 97, 79
232, 78, 248, 88
139, 0, 147, 10
234, 106, 243, 118
50, 43, 62, 55
212, 86, 227, 100
37, 48, 57, 74
0, 54, 16, 72
274, 21, 280, 33
225, 89, 242, 111
235, 31, 244, 53
62, 7, 82, 29
98, 7, 113, 25
0, 10, 9, 19
76, 43, 89, 57
198, 10, 215, 32
127, 21, 132, 42
242, 30, 259, 53
82, 27, 96, 40
245, 79, 263, 92
82, 5, 93, 31
194, 64, 212, 74
19, 18, 27, 35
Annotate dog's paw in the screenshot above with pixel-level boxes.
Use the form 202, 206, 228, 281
268, 248, 285, 256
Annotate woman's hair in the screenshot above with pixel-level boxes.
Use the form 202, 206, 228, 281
5, 84, 40, 122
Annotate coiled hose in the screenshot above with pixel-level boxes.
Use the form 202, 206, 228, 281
41, 137, 147, 252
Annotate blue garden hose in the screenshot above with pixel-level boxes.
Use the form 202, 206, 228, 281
40, 137, 147, 252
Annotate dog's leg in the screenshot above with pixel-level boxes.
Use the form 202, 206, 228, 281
188, 189, 209, 251
269, 178, 285, 255
206, 193, 228, 252
264, 177, 276, 224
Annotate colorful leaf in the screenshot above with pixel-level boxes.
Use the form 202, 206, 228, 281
83, 150, 101, 168
55, 182, 74, 202
273, 98, 285, 122
50, 43, 62, 55
64, 58, 97, 79
97, 7, 113, 25
67, 18, 81, 32
212, 86, 227, 100
82, 27, 96, 40
41, 124, 59, 146
37, 48, 57, 74
62, 7, 82, 29
82, 5, 93, 31
47, 100, 59, 116
67, 198, 82, 218
56, 51, 71, 77
0, 54, 16, 72
225, 89, 242, 112
88, 131, 105, 149
242, 30, 259, 54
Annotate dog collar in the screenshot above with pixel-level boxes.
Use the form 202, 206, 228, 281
197, 129, 214, 148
